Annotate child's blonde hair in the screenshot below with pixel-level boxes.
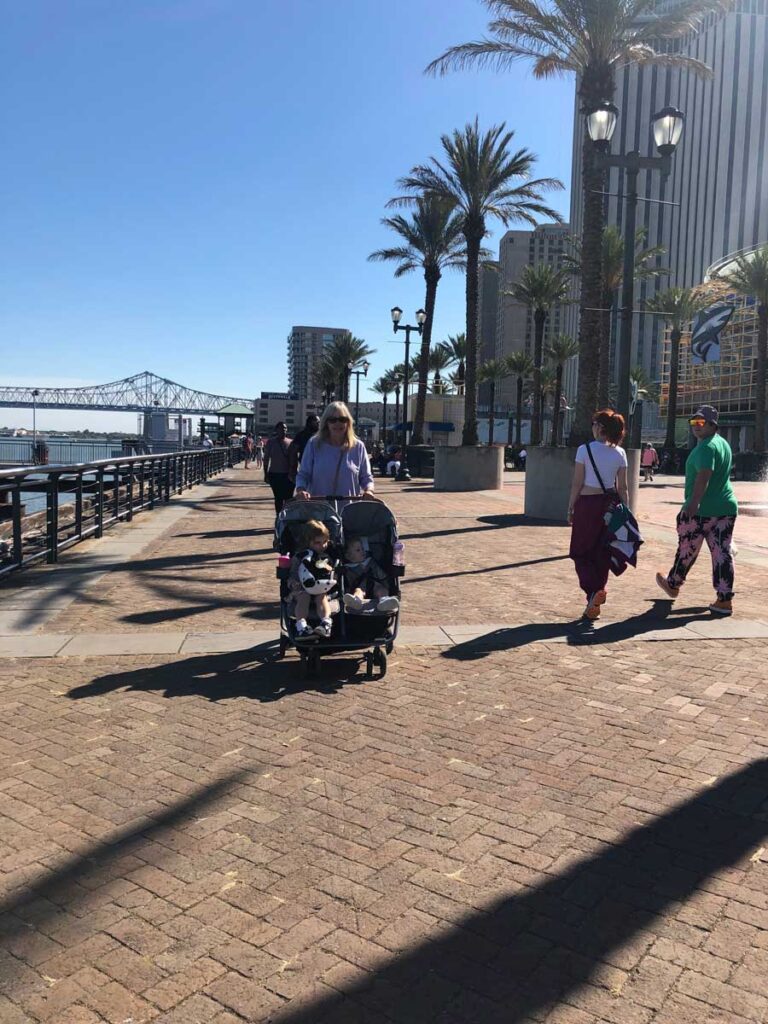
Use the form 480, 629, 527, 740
301, 519, 329, 547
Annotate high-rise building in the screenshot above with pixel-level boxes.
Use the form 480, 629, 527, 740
477, 261, 500, 410
287, 326, 349, 400
567, 1, 768, 399
493, 224, 571, 406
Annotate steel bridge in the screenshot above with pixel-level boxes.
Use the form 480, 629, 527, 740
0, 371, 254, 415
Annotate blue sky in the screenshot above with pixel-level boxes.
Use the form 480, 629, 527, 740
1, 0, 575, 431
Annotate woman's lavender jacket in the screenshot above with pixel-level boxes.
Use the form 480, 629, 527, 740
295, 437, 374, 497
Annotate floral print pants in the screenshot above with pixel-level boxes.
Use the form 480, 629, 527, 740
666, 512, 736, 599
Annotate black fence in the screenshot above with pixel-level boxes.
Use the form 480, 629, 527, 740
0, 444, 243, 578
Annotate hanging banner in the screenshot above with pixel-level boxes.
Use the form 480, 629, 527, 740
690, 303, 736, 364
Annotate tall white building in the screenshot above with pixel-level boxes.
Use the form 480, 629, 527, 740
287, 326, 349, 400
567, 0, 768, 397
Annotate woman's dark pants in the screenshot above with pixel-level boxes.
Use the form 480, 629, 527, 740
267, 472, 294, 513
569, 493, 614, 596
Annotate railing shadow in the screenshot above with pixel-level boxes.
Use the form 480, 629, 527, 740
267, 760, 768, 1023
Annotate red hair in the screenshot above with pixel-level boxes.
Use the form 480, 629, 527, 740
592, 409, 625, 444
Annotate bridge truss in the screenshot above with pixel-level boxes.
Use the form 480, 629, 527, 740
0, 371, 254, 415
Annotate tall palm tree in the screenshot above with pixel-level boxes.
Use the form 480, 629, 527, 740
478, 358, 512, 445
439, 333, 467, 394
368, 196, 467, 444
427, 0, 718, 442
546, 335, 580, 446
428, 344, 454, 394
371, 375, 395, 445
566, 227, 667, 406
507, 351, 534, 447
645, 287, 705, 449
320, 333, 375, 404
718, 246, 768, 452
394, 119, 562, 445
508, 264, 570, 445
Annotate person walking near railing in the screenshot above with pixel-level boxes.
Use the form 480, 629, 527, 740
288, 413, 320, 485
263, 422, 293, 512
242, 431, 255, 469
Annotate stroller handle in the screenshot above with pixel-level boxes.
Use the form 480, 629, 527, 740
289, 494, 381, 504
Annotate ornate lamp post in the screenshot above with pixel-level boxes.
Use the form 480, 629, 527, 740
586, 102, 685, 421
349, 360, 370, 426
390, 306, 426, 481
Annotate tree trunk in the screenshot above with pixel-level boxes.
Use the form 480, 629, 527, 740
515, 376, 523, 447
382, 393, 387, 444
756, 305, 767, 453
488, 380, 496, 446
551, 365, 563, 447
664, 327, 681, 450
573, 130, 607, 443
598, 289, 613, 408
462, 228, 482, 446
412, 268, 440, 445
531, 307, 546, 445
457, 360, 465, 394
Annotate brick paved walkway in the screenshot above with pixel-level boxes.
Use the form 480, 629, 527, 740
1, 469, 767, 1023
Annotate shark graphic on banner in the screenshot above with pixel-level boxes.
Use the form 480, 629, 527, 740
691, 302, 736, 364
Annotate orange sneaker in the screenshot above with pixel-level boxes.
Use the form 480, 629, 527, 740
584, 590, 607, 620
709, 598, 733, 616
656, 572, 680, 600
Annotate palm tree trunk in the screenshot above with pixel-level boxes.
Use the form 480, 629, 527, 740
531, 307, 546, 445
412, 268, 440, 445
665, 327, 681, 450
488, 380, 496, 446
515, 376, 523, 447
551, 365, 563, 447
382, 394, 387, 444
462, 230, 482, 445
756, 305, 767, 453
538, 390, 546, 443
573, 133, 607, 443
598, 289, 613, 408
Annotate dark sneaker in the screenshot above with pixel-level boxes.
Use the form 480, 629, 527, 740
709, 598, 733, 616
295, 624, 316, 640
656, 572, 680, 600
314, 620, 332, 638
376, 596, 400, 614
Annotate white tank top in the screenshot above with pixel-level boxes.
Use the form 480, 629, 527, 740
575, 442, 627, 490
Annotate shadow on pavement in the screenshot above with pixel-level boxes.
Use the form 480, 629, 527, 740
443, 602, 713, 659
67, 643, 365, 702
401, 514, 561, 542
404, 554, 569, 586
257, 759, 768, 1023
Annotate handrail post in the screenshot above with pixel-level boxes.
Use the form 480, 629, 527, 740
96, 468, 105, 537
11, 481, 22, 569
113, 465, 120, 522
164, 457, 171, 502
127, 461, 134, 521
46, 474, 59, 563
75, 472, 83, 539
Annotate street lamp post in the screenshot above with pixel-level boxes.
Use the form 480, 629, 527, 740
390, 306, 426, 481
31, 389, 40, 452
392, 376, 402, 448
586, 103, 685, 421
349, 360, 370, 426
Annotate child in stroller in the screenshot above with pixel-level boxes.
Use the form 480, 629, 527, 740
287, 520, 339, 639
342, 537, 400, 615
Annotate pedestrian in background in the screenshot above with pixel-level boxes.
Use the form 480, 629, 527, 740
640, 443, 659, 482
264, 422, 293, 513
254, 436, 264, 469
656, 405, 738, 616
567, 409, 629, 620
242, 431, 255, 469
288, 413, 320, 484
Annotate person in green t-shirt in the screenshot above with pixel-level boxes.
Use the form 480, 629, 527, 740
656, 405, 738, 616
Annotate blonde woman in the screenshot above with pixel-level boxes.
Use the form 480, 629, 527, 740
294, 402, 374, 499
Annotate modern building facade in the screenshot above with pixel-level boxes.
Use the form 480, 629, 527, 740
493, 224, 571, 406
567, 0, 768, 404
287, 326, 349, 401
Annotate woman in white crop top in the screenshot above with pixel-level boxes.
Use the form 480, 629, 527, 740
567, 410, 629, 620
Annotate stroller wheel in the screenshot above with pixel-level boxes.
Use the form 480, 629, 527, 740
373, 648, 388, 679
303, 651, 320, 679
278, 636, 288, 658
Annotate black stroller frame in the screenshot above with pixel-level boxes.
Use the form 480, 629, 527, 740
274, 496, 403, 679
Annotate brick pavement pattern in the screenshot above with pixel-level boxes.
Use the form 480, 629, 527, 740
1, 469, 768, 1022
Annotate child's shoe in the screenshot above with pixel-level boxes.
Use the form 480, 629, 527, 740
314, 618, 333, 638
709, 597, 733, 616
376, 596, 400, 614
343, 593, 364, 612
295, 623, 315, 640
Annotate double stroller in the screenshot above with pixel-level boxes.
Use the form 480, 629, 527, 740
274, 497, 402, 679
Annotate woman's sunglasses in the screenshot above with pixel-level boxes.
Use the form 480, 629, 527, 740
327, 416, 349, 424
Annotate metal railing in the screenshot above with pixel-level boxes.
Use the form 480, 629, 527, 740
0, 444, 243, 578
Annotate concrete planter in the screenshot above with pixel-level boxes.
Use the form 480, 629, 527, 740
524, 446, 640, 522
433, 444, 504, 492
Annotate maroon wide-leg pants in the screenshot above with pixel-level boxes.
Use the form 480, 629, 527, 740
569, 493, 614, 596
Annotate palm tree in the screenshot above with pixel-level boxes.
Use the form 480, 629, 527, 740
394, 119, 562, 445
439, 333, 467, 394
645, 287, 705, 449
508, 264, 570, 445
320, 333, 375, 403
718, 246, 768, 452
566, 227, 667, 406
627, 365, 661, 448
477, 358, 512, 445
368, 196, 467, 444
428, 344, 454, 394
427, 0, 718, 442
507, 351, 534, 447
538, 365, 557, 443
371, 375, 395, 445
546, 335, 580, 446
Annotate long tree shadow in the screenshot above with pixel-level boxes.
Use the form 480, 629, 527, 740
0, 770, 247, 946
403, 554, 569, 586
67, 643, 365, 702
265, 759, 768, 1023
401, 514, 562, 542
443, 602, 713, 659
